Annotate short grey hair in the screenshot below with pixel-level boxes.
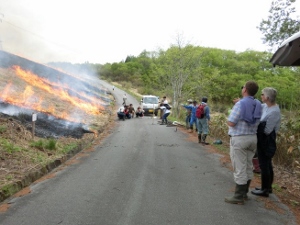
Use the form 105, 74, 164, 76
262, 87, 277, 103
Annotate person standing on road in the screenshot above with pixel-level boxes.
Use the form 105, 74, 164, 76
162, 96, 168, 104
197, 97, 211, 145
185, 99, 193, 129
159, 103, 171, 125
159, 96, 168, 119
225, 81, 262, 205
251, 87, 281, 197
122, 93, 127, 105
181, 100, 198, 133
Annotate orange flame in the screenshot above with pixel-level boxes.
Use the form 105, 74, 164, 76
13, 66, 104, 115
0, 66, 107, 124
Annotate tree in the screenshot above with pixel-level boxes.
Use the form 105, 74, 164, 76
258, 0, 300, 50
158, 35, 201, 116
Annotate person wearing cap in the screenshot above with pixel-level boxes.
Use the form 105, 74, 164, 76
181, 100, 198, 133
197, 97, 211, 145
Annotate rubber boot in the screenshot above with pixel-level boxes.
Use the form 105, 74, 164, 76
243, 180, 251, 200
189, 125, 193, 133
251, 174, 270, 197
198, 134, 202, 143
252, 158, 261, 173
225, 184, 247, 204
201, 134, 209, 145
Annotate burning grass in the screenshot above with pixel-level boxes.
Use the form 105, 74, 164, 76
0, 50, 115, 201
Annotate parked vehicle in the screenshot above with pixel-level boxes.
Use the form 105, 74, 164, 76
140, 95, 159, 116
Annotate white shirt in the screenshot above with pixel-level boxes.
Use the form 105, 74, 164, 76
118, 106, 124, 112
160, 106, 171, 114
162, 99, 168, 104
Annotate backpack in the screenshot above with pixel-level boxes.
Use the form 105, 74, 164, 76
196, 104, 206, 119
164, 104, 171, 110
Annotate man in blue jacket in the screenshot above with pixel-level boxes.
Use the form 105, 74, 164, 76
181, 100, 198, 133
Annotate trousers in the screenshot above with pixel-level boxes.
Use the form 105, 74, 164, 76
230, 135, 256, 185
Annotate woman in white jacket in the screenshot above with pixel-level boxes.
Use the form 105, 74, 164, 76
160, 103, 171, 125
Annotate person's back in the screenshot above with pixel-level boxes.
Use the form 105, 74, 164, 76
197, 97, 210, 144
225, 81, 262, 205
117, 106, 125, 120
159, 103, 171, 125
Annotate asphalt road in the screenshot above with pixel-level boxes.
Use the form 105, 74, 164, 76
0, 82, 296, 225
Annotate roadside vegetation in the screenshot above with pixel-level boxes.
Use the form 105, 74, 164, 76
0, 0, 299, 218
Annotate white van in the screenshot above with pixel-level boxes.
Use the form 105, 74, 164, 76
141, 95, 159, 116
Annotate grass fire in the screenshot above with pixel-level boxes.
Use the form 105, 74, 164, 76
0, 50, 112, 138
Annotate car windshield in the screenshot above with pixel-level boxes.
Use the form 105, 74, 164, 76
143, 97, 158, 104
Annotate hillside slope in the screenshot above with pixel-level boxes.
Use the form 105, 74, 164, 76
0, 50, 113, 202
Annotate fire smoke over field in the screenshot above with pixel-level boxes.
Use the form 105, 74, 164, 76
0, 50, 111, 138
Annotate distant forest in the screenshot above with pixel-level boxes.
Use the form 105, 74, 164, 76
50, 45, 300, 114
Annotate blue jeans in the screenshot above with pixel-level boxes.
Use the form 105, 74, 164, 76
117, 112, 125, 120
190, 116, 198, 130
186, 115, 191, 128
162, 113, 170, 124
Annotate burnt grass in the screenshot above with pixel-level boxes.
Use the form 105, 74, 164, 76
0, 50, 111, 138
0, 50, 112, 203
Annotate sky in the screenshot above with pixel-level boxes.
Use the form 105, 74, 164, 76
0, 0, 299, 64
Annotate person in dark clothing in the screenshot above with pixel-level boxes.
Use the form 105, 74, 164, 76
117, 105, 125, 121
136, 106, 144, 118
251, 87, 281, 197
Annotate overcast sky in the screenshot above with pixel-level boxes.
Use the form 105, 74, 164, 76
0, 0, 299, 64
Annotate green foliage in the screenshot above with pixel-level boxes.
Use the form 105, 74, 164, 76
0, 138, 21, 153
120, 81, 132, 90
30, 139, 57, 151
0, 125, 7, 133
1, 184, 19, 197
258, 0, 300, 49
61, 143, 78, 154
97, 43, 300, 110
30, 140, 44, 150
44, 139, 57, 150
